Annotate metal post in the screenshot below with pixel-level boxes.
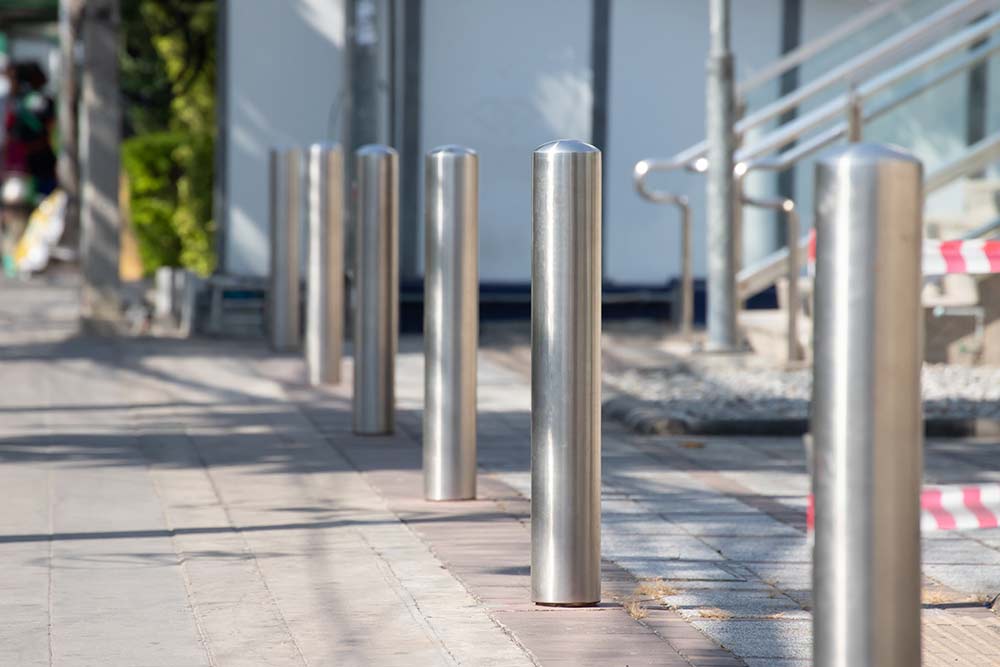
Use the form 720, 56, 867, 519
423, 146, 478, 500
305, 143, 345, 386
58, 0, 83, 248
846, 86, 863, 142
812, 143, 923, 667
784, 202, 801, 363
79, 0, 122, 330
706, 0, 738, 351
353, 145, 398, 435
531, 140, 601, 606
269, 147, 302, 351
345, 0, 383, 281
679, 200, 694, 337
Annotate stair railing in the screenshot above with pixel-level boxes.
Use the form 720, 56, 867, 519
634, 0, 1000, 354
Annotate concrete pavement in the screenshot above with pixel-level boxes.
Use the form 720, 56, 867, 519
1, 274, 999, 665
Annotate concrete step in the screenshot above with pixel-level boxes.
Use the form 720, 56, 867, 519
738, 308, 812, 365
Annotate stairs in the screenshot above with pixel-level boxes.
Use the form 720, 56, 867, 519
740, 272, 1000, 366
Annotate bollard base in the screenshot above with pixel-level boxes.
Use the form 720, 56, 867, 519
533, 600, 600, 608
353, 429, 395, 436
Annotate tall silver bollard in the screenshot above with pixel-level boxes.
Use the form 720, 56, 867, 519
353, 145, 399, 434
305, 143, 344, 386
531, 140, 602, 606
812, 143, 923, 667
424, 146, 479, 500
269, 147, 302, 351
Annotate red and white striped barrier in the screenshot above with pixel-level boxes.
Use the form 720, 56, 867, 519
922, 483, 1000, 531
806, 483, 1000, 532
923, 239, 1000, 276
806, 231, 1000, 277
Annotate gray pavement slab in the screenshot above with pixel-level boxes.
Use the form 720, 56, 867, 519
3, 276, 1000, 665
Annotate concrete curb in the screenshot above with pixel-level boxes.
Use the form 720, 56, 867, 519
603, 392, 1000, 438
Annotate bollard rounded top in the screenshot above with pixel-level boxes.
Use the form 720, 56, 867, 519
308, 141, 342, 152
818, 142, 921, 169
271, 144, 303, 156
356, 144, 398, 157
428, 144, 477, 157
534, 139, 600, 155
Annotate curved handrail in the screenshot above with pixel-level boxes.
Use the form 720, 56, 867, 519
633, 0, 1000, 202
632, 163, 694, 336
737, 132, 1000, 313
740, 194, 801, 363
641, 15, 1000, 318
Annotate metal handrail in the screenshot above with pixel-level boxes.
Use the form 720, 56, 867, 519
735, 132, 1000, 336
635, 3, 1000, 357
736, 0, 903, 97
733, 35, 1000, 287
740, 193, 801, 362
926, 133, 1000, 194
736, 0, 995, 138
962, 216, 1000, 240
732, 11, 1000, 165
734, 36, 1000, 202
633, 177, 693, 336
634, 0, 998, 192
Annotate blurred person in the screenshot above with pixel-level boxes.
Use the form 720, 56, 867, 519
1, 62, 56, 272
3, 62, 56, 195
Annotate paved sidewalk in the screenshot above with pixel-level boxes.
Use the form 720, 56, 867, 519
0, 277, 737, 666
1, 275, 999, 665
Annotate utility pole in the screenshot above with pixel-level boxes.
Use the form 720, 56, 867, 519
345, 0, 382, 279
57, 0, 83, 249
347, 0, 381, 158
79, 0, 122, 329
705, 0, 738, 351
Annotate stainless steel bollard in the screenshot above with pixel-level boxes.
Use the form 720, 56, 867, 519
305, 143, 345, 386
812, 143, 923, 667
269, 147, 303, 351
530, 140, 602, 606
353, 145, 399, 434
423, 146, 479, 500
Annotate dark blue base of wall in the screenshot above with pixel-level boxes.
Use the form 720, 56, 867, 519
398, 279, 779, 334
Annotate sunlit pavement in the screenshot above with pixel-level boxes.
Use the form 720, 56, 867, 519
1, 274, 998, 666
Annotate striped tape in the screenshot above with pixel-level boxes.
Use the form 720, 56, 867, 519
806, 231, 1000, 277
806, 483, 1000, 532
923, 240, 1000, 276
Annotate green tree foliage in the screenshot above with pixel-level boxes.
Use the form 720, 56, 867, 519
120, 0, 216, 276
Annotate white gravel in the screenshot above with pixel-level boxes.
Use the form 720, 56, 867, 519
606, 364, 1000, 421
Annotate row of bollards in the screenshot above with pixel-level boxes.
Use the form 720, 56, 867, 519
269, 139, 926, 652
268, 139, 604, 607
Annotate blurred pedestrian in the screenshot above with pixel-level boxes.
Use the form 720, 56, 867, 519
1, 62, 56, 272
3, 62, 56, 195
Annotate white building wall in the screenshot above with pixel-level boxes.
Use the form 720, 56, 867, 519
223, 1, 981, 283
605, 0, 783, 285
420, 0, 592, 283
224, 0, 348, 276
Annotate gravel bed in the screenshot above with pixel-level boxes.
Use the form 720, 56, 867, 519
605, 364, 1000, 422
